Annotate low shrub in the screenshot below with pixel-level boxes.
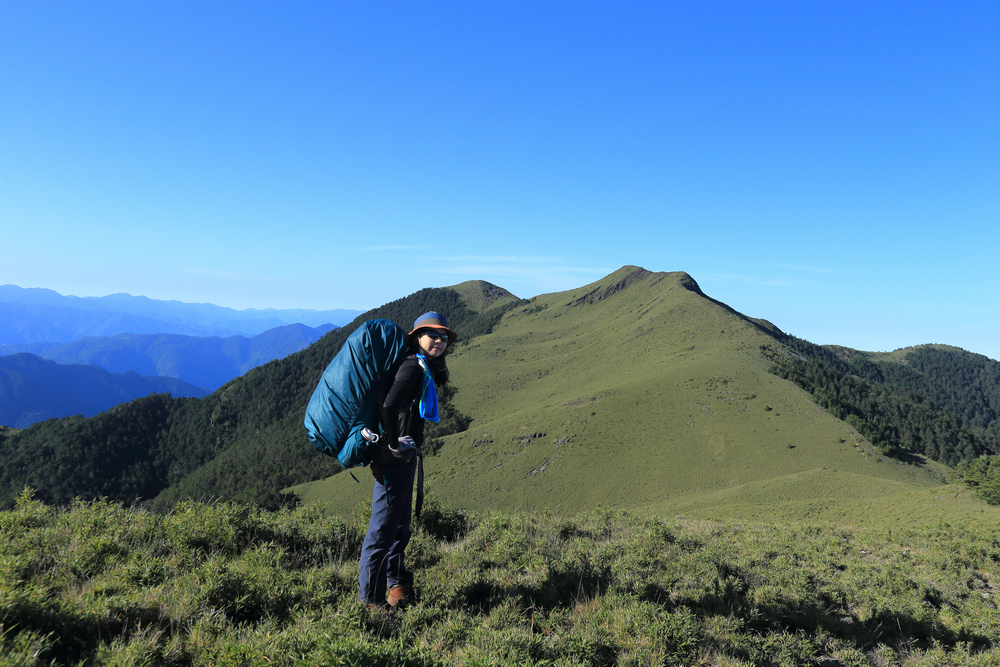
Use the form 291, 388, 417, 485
1, 493, 999, 665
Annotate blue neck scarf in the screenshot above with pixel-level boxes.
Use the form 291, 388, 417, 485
415, 354, 439, 422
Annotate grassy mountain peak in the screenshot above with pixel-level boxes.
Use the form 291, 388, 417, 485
293, 267, 992, 526
449, 279, 519, 314
2, 266, 997, 528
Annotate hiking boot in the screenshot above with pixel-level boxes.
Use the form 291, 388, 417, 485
387, 584, 418, 609
366, 601, 392, 614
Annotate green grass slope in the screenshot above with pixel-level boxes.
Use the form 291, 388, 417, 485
449, 279, 519, 314
292, 267, 995, 526
6, 495, 1000, 666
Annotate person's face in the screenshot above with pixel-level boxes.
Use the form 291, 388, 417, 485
417, 329, 449, 358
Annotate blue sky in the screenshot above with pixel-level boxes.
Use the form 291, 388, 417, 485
2, 2, 998, 359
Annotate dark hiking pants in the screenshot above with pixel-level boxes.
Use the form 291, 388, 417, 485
359, 458, 416, 604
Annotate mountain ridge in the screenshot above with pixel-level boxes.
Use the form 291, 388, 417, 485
0, 284, 362, 342
0, 322, 336, 393
359, 268, 905, 517
1, 268, 998, 526
0, 353, 210, 428
291, 267, 998, 523
0, 279, 518, 509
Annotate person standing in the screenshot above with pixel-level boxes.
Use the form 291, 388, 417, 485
358, 311, 457, 610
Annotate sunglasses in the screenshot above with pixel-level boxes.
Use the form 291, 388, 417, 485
420, 330, 449, 342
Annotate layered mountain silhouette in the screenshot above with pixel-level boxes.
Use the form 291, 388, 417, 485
0, 284, 361, 342
0, 286, 355, 428
1, 268, 998, 525
0, 323, 337, 392
0, 353, 210, 428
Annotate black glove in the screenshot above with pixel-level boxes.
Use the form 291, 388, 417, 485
375, 436, 417, 464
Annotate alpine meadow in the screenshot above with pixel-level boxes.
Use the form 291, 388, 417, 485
291, 267, 997, 526
5, 266, 1000, 666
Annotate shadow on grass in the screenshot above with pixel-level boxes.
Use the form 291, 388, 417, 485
5, 598, 168, 666
633, 571, 995, 659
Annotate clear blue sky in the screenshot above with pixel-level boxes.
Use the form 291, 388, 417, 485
2, 2, 998, 359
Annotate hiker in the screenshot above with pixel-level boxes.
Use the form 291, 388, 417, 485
359, 311, 457, 610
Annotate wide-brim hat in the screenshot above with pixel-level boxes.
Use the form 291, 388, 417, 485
408, 311, 458, 344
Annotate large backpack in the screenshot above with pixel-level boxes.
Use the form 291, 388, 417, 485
304, 319, 408, 469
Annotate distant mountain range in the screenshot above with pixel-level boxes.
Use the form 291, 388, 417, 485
0, 353, 210, 429
0, 285, 363, 428
2, 267, 999, 524
0, 323, 337, 392
0, 284, 362, 343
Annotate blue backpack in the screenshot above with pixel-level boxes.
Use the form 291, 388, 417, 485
304, 319, 408, 469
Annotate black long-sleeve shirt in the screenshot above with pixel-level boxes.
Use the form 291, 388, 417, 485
379, 356, 425, 449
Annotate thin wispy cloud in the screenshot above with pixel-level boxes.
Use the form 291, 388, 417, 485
431, 255, 609, 276
417, 255, 614, 297
183, 268, 308, 287
770, 264, 842, 275
357, 245, 430, 252
185, 268, 268, 281
870, 301, 995, 315
700, 273, 794, 287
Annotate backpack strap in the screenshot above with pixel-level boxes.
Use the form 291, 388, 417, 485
415, 451, 424, 520
406, 355, 427, 519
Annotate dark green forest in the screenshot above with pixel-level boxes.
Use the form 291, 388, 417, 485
0, 285, 521, 511
765, 338, 1000, 499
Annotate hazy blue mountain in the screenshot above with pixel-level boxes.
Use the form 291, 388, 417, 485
0, 323, 337, 391
0, 285, 362, 343
0, 353, 210, 429
0, 300, 213, 343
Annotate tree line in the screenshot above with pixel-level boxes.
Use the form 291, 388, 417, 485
765, 337, 1000, 502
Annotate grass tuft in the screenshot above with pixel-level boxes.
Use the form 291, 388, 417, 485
3, 496, 1000, 665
